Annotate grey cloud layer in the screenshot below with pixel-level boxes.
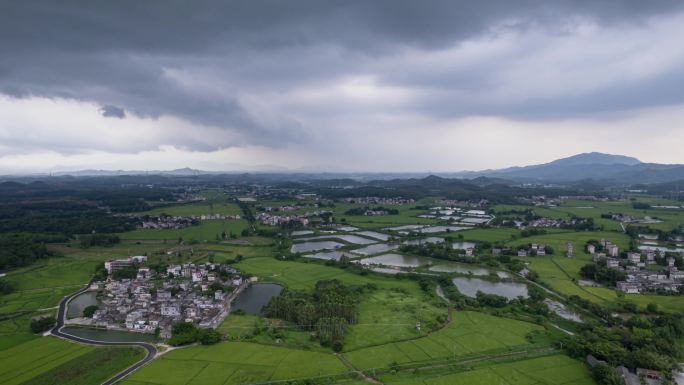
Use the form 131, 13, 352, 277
2, 0, 684, 153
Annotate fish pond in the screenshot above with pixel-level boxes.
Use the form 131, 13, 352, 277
303, 251, 355, 261
231, 283, 283, 315
429, 262, 508, 278
291, 241, 345, 253
357, 253, 434, 268
67, 291, 100, 319
351, 243, 399, 255
452, 277, 528, 299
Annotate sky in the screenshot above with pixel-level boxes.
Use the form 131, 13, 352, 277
2, 0, 684, 173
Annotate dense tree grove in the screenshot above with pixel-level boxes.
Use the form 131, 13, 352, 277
580, 263, 626, 286
78, 234, 121, 248
168, 322, 222, 346
0, 202, 135, 234
263, 280, 369, 347
562, 312, 684, 379
0, 233, 61, 270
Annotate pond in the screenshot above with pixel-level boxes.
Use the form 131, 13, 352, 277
419, 226, 468, 234
291, 241, 345, 253
403, 237, 445, 245
291, 230, 314, 237
460, 217, 489, 224
67, 291, 100, 319
231, 283, 283, 315
62, 327, 157, 343
356, 253, 434, 268
452, 277, 528, 299
351, 243, 399, 255
639, 245, 684, 253
296, 235, 376, 245
429, 262, 495, 276
303, 251, 354, 261
544, 299, 582, 322
337, 226, 359, 232
356, 231, 390, 241
383, 224, 426, 231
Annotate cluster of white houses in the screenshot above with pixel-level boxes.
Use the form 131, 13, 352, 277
92, 259, 247, 338
589, 240, 684, 294
138, 213, 241, 230
257, 210, 332, 226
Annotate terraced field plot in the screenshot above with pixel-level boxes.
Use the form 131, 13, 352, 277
121, 342, 348, 385
343, 311, 544, 370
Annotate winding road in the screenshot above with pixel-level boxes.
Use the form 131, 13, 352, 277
51, 282, 158, 385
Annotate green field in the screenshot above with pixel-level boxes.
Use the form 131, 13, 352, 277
332, 203, 438, 229
120, 219, 249, 242
235, 257, 419, 292
380, 354, 595, 385
121, 342, 349, 385
0, 337, 94, 385
343, 311, 545, 370
344, 288, 447, 351
21, 346, 146, 385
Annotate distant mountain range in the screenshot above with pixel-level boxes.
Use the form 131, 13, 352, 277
7, 152, 684, 186
452, 152, 684, 184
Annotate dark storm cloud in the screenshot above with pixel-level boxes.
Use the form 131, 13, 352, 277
2, 0, 684, 151
100, 105, 125, 118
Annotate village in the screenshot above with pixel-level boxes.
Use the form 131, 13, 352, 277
587, 240, 684, 294
69, 256, 250, 339
136, 213, 241, 230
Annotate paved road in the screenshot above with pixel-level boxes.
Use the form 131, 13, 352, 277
51, 282, 158, 385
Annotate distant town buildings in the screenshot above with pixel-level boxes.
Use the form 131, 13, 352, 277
342, 197, 415, 205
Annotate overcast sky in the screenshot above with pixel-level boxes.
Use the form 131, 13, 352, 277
2, 0, 684, 173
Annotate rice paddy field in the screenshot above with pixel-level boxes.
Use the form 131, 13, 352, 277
120, 342, 349, 385
0, 337, 95, 385
343, 311, 545, 370
344, 288, 447, 351
379, 354, 595, 385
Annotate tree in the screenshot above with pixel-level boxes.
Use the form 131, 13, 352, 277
592, 364, 624, 385
83, 305, 99, 318
527, 285, 546, 302
30, 316, 56, 334
199, 329, 221, 345
647, 303, 658, 313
